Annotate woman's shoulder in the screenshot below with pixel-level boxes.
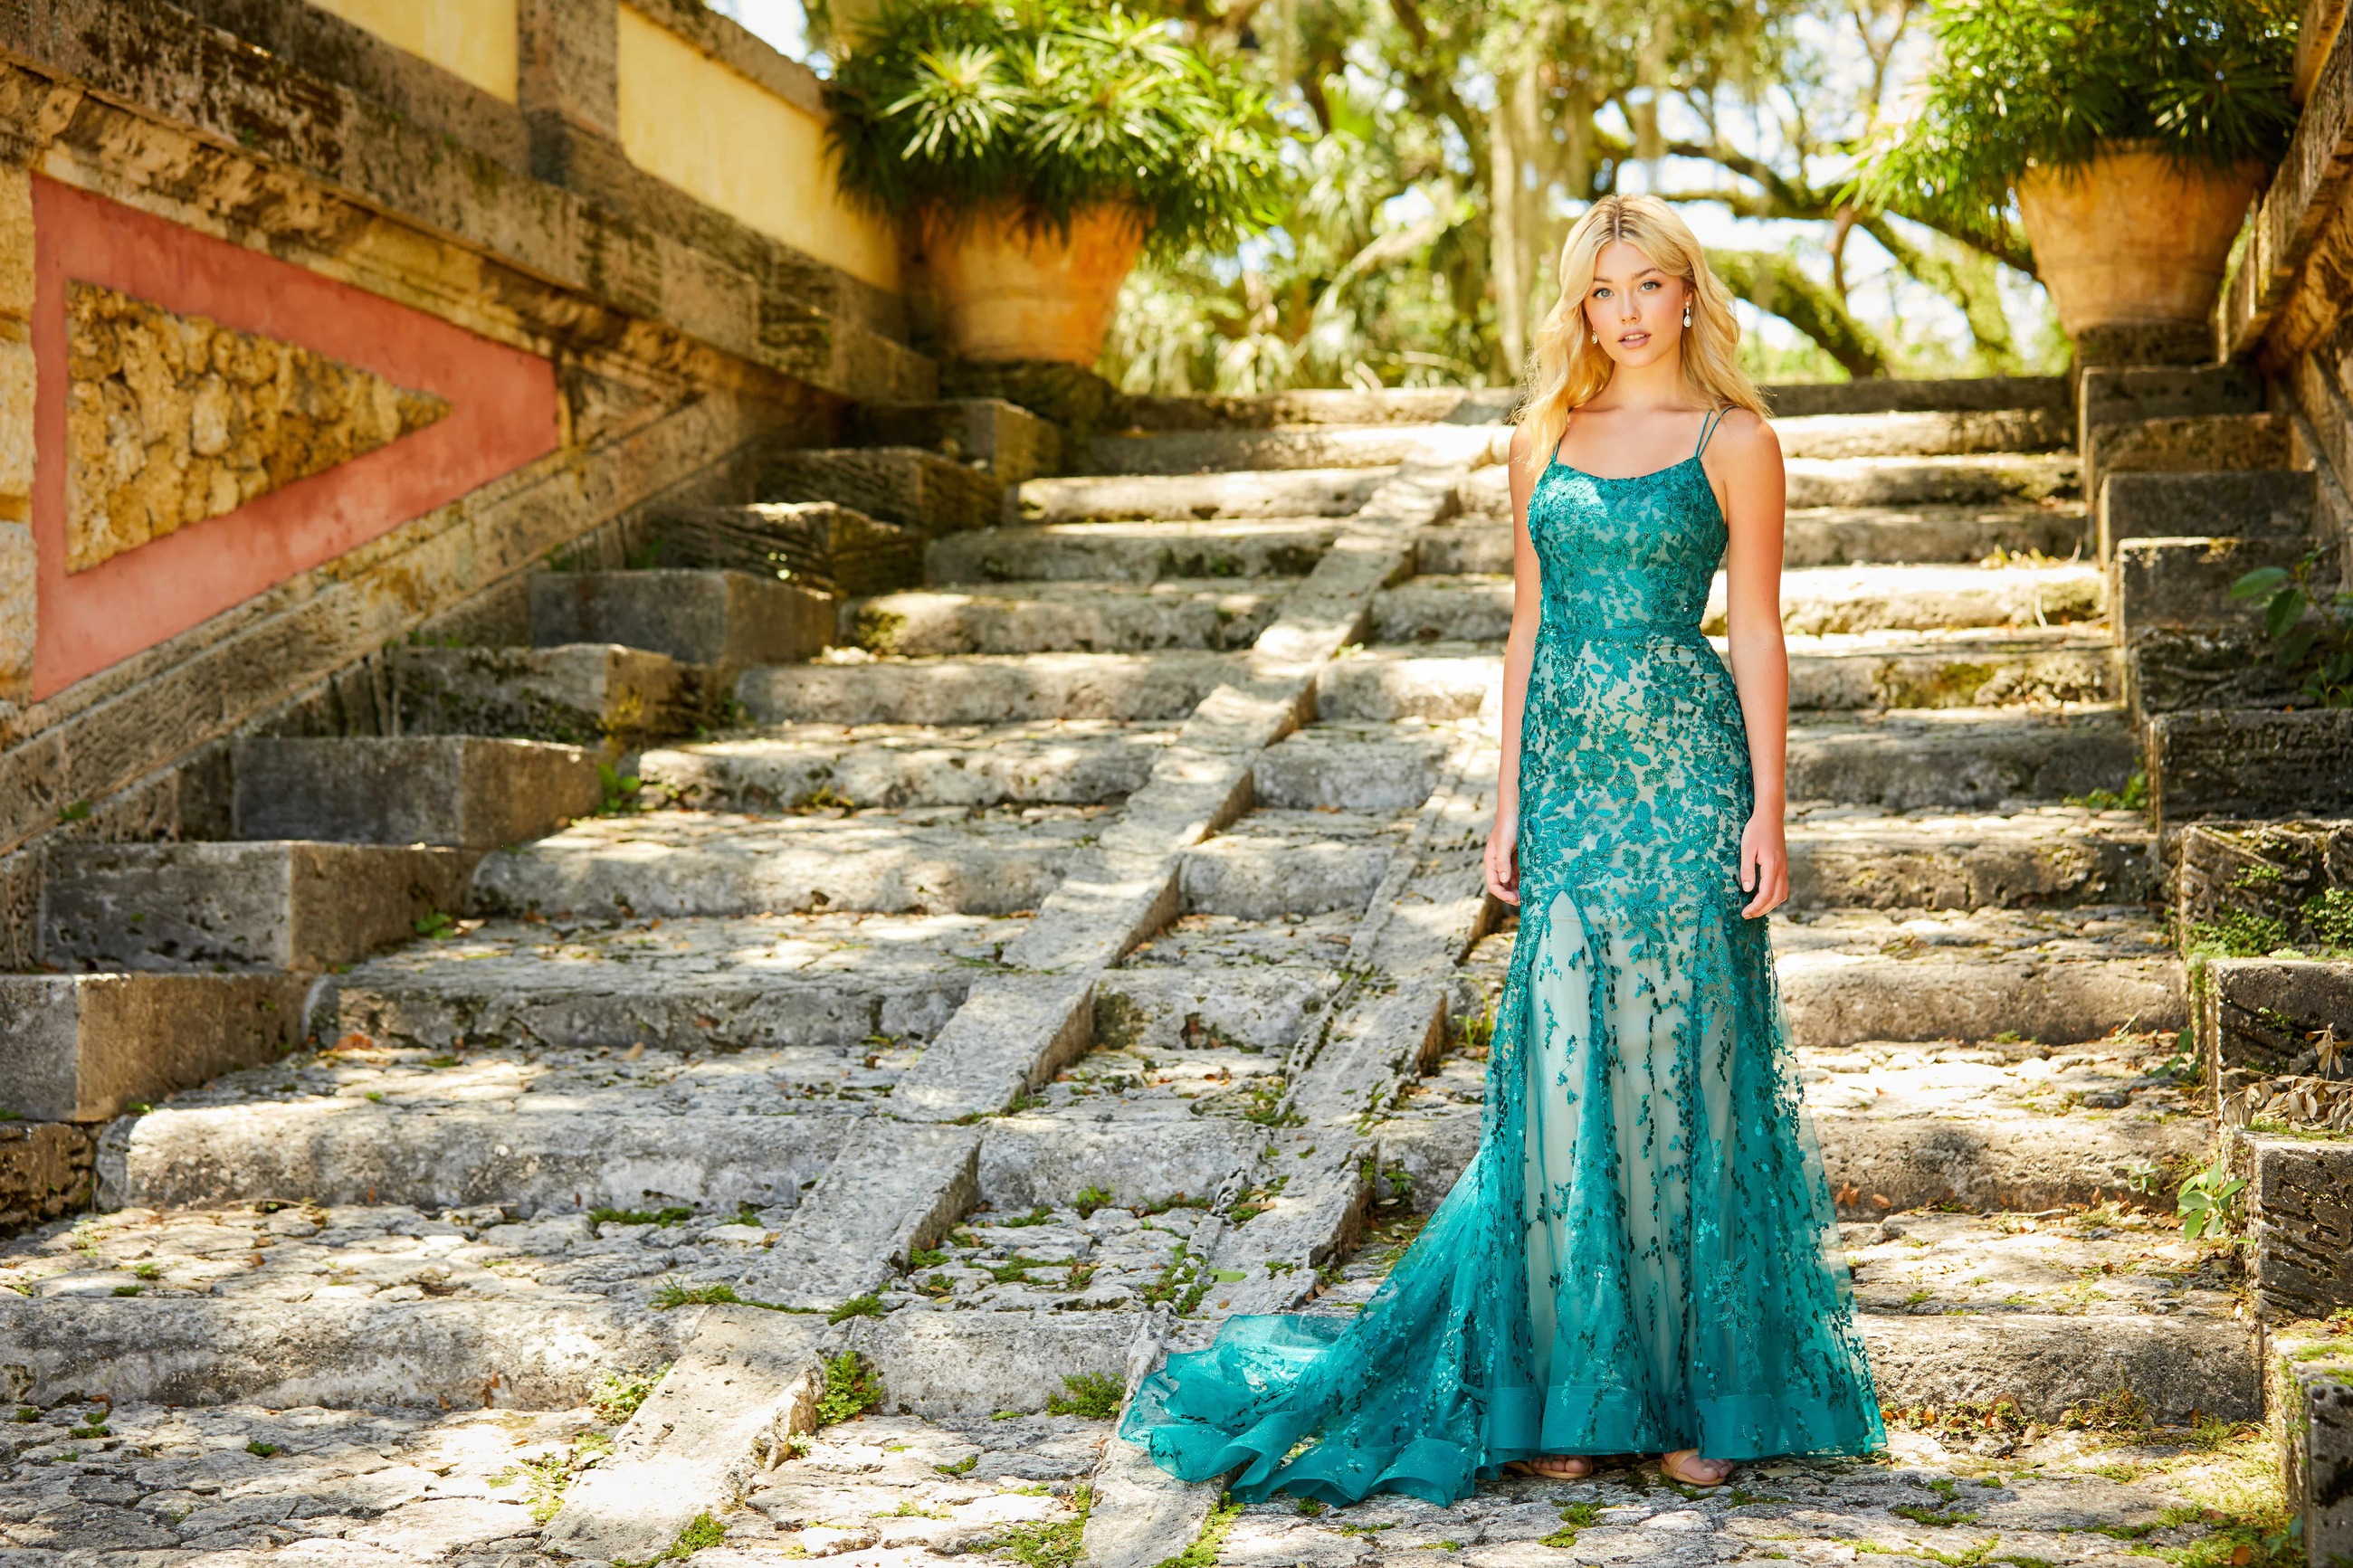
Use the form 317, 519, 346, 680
1703, 404, 1780, 465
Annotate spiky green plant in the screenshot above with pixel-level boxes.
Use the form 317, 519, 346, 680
824, 0, 1284, 258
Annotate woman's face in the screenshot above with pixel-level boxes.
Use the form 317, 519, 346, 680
1583, 239, 1692, 370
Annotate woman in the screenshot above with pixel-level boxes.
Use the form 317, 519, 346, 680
1118, 195, 1884, 1504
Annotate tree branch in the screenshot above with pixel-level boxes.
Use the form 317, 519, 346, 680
1707, 248, 1888, 378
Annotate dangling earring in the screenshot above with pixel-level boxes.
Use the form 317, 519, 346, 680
1682, 304, 1692, 328
1590, 332, 1598, 344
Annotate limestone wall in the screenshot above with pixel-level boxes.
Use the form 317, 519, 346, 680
0, 0, 927, 966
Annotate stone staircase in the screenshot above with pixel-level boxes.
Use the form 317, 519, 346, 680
0, 377, 2341, 1568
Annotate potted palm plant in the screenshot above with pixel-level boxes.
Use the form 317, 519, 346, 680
1860, 0, 2299, 355
825, 0, 1283, 366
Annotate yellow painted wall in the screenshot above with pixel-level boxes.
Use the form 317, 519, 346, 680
307, 0, 519, 103
614, 5, 900, 291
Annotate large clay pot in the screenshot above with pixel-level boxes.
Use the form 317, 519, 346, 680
922, 204, 1147, 365
2016, 143, 2264, 334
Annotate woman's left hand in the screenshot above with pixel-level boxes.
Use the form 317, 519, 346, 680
1738, 813, 1789, 919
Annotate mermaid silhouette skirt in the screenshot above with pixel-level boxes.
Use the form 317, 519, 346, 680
1117, 447, 1885, 1506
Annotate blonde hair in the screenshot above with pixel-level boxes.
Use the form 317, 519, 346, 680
1519, 194, 1767, 469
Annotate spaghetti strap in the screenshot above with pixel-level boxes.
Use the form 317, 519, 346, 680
1692, 405, 1726, 459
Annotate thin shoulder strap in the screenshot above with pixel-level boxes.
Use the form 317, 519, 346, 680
1692, 405, 1727, 459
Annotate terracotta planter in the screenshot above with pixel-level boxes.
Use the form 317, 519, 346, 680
2017, 143, 2264, 334
922, 204, 1147, 365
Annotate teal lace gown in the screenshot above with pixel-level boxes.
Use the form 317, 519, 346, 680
1119, 409, 1885, 1505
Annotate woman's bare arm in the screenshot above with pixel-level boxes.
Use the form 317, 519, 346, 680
1483, 421, 1548, 906
1708, 408, 1790, 918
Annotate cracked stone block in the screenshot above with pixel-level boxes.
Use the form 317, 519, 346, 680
2199, 960, 2353, 1092
652, 500, 922, 598
929, 519, 1336, 585
42, 840, 475, 972
2280, 1349, 2353, 1567
1862, 1313, 2259, 1422
740, 651, 1243, 727
1785, 807, 2156, 910
2128, 627, 2307, 714
1770, 409, 2070, 459
2113, 536, 2312, 641
764, 446, 1003, 537
232, 736, 601, 849
2175, 820, 2353, 953
529, 569, 831, 669
2230, 1131, 2353, 1319
849, 398, 1062, 484
845, 1309, 1138, 1417
2098, 469, 2315, 559
2151, 709, 2353, 827
0, 972, 308, 1121
391, 641, 708, 747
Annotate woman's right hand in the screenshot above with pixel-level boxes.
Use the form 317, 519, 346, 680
1483, 813, 1520, 906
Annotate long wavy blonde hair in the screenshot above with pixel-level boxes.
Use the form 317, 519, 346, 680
1519, 194, 1767, 469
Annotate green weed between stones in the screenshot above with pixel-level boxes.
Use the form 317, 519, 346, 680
615, 1510, 730, 1566
589, 1364, 668, 1424
1045, 1372, 1124, 1419
1153, 1493, 1238, 1568
982, 1484, 1094, 1568
815, 1351, 884, 1426
1541, 1501, 1602, 1548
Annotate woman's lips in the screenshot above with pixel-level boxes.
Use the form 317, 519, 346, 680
1617, 330, 1650, 347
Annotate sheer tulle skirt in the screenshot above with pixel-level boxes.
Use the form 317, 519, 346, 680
1119, 884, 1885, 1506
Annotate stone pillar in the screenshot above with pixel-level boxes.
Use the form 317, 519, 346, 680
516, 0, 624, 189
0, 156, 33, 711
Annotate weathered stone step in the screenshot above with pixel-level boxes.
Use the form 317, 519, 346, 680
1118, 386, 1513, 429
1252, 722, 1455, 813
1773, 906, 2184, 1047
1786, 708, 2138, 808
1458, 454, 2080, 517
471, 806, 1108, 918
1417, 505, 2090, 574
1772, 409, 2070, 459
0, 1202, 689, 1407
926, 519, 1338, 585
104, 1040, 886, 1212
1857, 1312, 2255, 1423
2097, 469, 2316, 561
639, 721, 1176, 812
1081, 424, 1446, 475
1316, 633, 2116, 719
842, 580, 1293, 656
0, 971, 308, 1122
315, 910, 1024, 1055
1784, 453, 2080, 508
391, 641, 707, 747
847, 397, 1062, 484
233, 736, 601, 849
1783, 629, 2117, 709
1767, 375, 2073, 418
41, 841, 473, 973
1786, 806, 2157, 910
0, 1398, 604, 1559
1019, 468, 1390, 525
2085, 411, 2291, 505
1370, 564, 2102, 645
738, 651, 1243, 726
2079, 361, 2261, 443
650, 501, 922, 598
1843, 1209, 2233, 1316
1179, 809, 1414, 920
529, 569, 831, 669
763, 446, 1003, 537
